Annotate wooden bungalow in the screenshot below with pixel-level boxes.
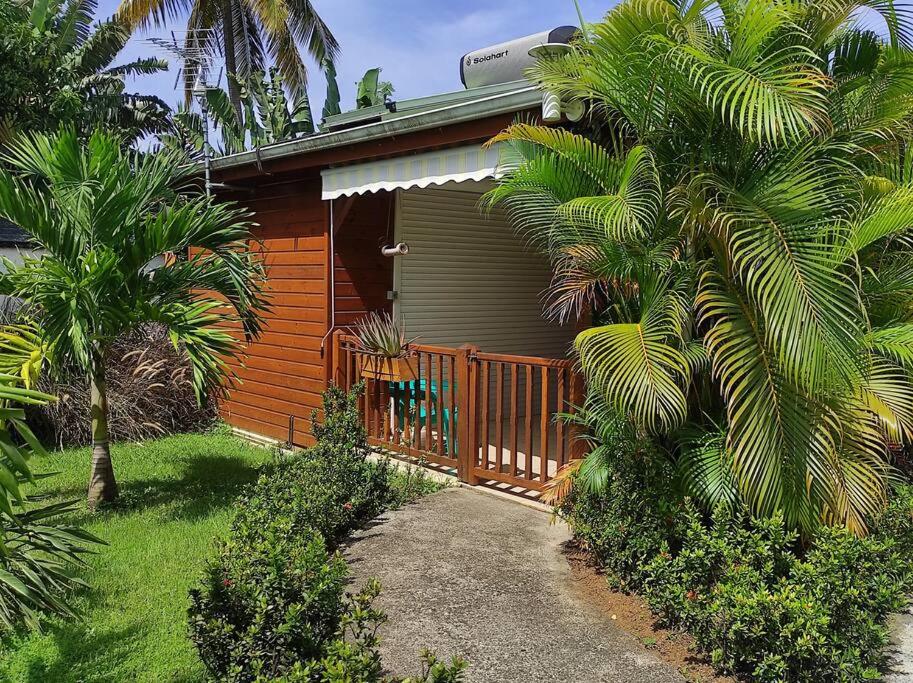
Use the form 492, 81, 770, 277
210, 74, 584, 493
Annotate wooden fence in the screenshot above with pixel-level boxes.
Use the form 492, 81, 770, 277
331, 331, 584, 493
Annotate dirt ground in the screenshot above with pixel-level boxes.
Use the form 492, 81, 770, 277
563, 543, 734, 683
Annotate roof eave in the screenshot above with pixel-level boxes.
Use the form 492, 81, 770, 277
209, 85, 540, 173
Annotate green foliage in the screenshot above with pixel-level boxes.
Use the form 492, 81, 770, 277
181, 70, 317, 156
189, 385, 456, 682
0, 0, 169, 143
0, 324, 102, 632
189, 526, 349, 681
489, 0, 913, 537
0, 128, 266, 400
642, 507, 912, 681
117, 0, 339, 111
0, 128, 267, 501
565, 469, 913, 681
355, 68, 394, 109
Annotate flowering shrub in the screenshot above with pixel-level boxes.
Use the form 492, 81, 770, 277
562, 455, 913, 681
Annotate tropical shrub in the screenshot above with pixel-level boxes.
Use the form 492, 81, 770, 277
0, 324, 102, 631
0, 129, 267, 507
30, 323, 216, 448
234, 384, 391, 549
190, 384, 456, 682
642, 507, 912, 681
563, 458, 913, 682
489, 0, 913, 536
188, 525, 349, 681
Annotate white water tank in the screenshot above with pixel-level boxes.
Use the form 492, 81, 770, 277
460, 26, 577, 89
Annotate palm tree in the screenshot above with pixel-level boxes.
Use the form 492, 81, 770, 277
487, 0, 913, 537
1, 0, 171, 144
0, 129, 267, 507
116, 0, 338, 117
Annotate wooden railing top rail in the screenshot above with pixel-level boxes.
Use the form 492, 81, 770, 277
473, 350, 575, 368
336, 332, 574, 366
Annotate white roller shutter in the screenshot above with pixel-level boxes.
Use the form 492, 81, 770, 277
394, 185, 575, 358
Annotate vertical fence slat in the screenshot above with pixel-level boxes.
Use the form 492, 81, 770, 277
448, 357, 456, 458
424, 353, 433, 452
403, 380, 412, 448
495, 363, 504, 473
436, 356, 445, 457
525, 364, 533, 480
540, 366, 549, 483
381, 380, 391, 444
481, 361, 490, 469
556, 366, 566, 470
509, 365, 518, 478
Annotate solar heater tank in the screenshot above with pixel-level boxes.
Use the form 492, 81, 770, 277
459, 26, 577, 89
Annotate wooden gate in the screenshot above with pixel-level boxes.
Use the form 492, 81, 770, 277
331, 331, 584, 493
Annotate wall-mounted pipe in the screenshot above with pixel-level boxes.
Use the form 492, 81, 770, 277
381, 242, 409, 257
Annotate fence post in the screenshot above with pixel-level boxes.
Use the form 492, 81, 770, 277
568, 368, 587, 460
456, 344, 479, 485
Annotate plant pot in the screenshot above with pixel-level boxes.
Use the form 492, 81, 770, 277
359, 354, 419, 382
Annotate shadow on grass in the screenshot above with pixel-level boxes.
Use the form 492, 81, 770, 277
56, 453, 265, 526
18, 622, 146, 683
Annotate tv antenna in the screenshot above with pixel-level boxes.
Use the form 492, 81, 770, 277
147, 30, 224, 195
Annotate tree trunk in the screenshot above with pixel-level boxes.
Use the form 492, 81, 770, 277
87, 352, 118, 508
222, 0, 242, 119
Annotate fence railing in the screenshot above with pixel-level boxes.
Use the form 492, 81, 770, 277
331, 331, 584, 493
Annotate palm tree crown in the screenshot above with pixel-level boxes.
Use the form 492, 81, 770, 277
488, 0, 913, 536
116, 0, 338, 114
0, 129, 267, 505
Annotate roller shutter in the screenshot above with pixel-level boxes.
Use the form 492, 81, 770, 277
394, 185, 575, 358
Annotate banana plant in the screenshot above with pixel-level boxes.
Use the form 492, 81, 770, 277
355, 68, 394, 109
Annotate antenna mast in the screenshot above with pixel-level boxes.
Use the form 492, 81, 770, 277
147, 30, 221, 195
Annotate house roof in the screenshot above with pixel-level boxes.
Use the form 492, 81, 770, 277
0, 219, 31, 247
209, 80, 540, 175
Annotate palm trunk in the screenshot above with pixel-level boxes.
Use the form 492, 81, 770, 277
87, 352, 117, 508
222, 0, 242, 119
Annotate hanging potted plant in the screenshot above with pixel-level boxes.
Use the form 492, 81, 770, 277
351, 312, 419, 382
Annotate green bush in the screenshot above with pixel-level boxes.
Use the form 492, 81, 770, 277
559, 450, 685, 591
189, 384, 457, 682
563, 461, 913, 681
188, 526, 348, 681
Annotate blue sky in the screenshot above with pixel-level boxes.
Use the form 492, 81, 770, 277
98, 0, 618, 113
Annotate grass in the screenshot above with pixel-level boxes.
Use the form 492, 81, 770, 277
0, 428, 274, 683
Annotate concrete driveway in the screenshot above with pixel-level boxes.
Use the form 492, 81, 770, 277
345, 487, 683, 683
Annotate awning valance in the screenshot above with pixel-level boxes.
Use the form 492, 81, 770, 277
320, 144, 500, 200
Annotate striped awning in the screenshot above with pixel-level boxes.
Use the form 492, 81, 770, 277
320, 144, 501, 200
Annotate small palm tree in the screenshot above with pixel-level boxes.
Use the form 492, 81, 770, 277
116, 0, 338, 117
488, 0, 913, 536
0, 129, 267, 507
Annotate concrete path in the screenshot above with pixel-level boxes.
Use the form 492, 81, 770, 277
345, 487, 683, 682
888, 607, 913, 681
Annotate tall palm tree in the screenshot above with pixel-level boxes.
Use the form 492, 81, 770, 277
2, 0, 171, 144
487, 0, 913, 537
0, 129, 267, 507
116, 0, 338, 117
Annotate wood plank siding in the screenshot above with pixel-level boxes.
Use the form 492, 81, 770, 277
208, 113, 532, 446
216, 173, 329, 445
333, 193, 395, 327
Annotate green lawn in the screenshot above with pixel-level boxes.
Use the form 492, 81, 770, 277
0, 429, 274, 683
